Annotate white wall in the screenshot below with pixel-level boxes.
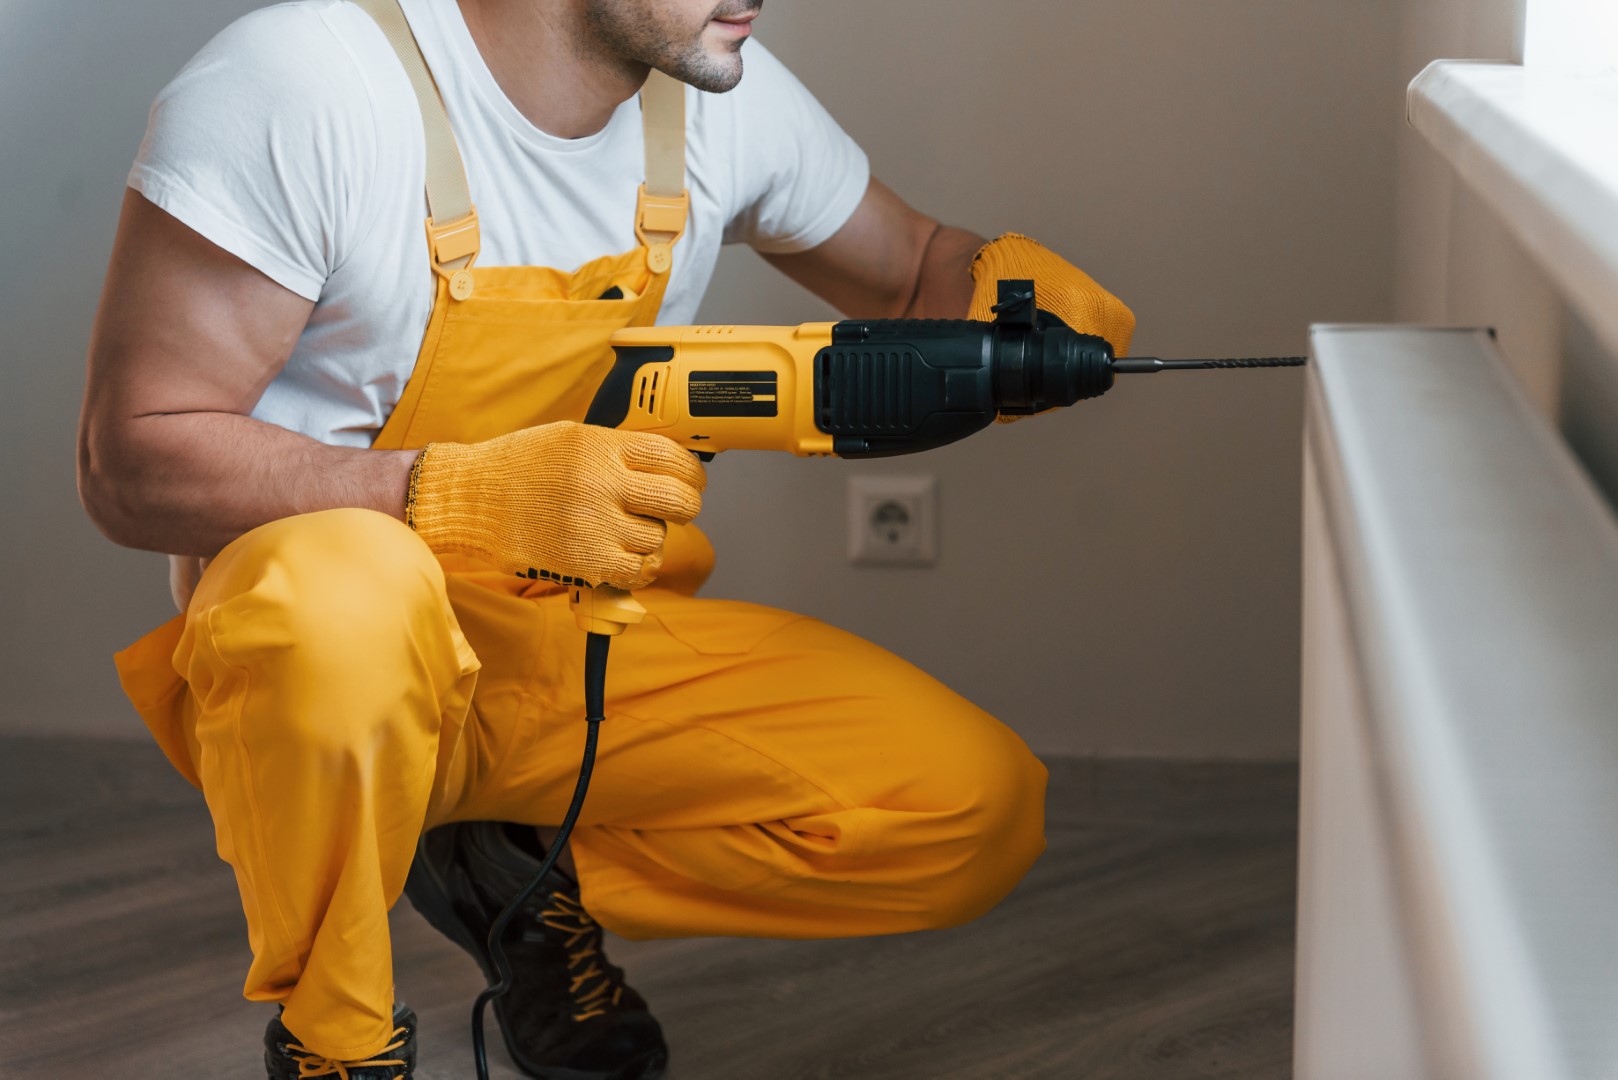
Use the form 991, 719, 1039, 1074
1395, 0, 1549, 399
1, 1, 1403, 757
1395, 0, 1618, 508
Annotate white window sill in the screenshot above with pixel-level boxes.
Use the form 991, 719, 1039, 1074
1408, 61, 1618, 356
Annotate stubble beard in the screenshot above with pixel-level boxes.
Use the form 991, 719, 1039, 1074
582, 0, 760, 93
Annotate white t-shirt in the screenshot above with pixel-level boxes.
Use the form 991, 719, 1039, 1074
129, 0, 870, 447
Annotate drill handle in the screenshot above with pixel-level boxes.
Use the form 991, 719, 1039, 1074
566, 348, 672, 636
584, 345, 676, 429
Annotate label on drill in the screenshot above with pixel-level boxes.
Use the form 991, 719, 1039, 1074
688, 371, 779, 417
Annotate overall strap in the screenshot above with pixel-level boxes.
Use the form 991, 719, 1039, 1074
637, 70, 690, 274
354, 0, 691, 291
354, 0, 481, 299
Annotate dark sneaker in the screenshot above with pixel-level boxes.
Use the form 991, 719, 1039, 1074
404, 821, 669, 1080
265, 1001, 416, 1079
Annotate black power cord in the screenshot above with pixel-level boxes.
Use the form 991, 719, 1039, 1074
471, 630, 612, 1080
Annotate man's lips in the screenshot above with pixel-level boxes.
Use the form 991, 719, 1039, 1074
711, 10, 759, 34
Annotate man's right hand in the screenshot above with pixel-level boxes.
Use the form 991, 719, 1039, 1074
408, 422, 706, 590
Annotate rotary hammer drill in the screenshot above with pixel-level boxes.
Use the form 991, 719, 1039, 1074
564, 279, 1304, 630
586, 279, 1298, 458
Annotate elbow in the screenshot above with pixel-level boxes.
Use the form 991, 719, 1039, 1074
77, 422, 144, 549
900, 224, 984, 321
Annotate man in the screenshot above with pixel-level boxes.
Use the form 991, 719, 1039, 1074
79, 0, 1135, 1076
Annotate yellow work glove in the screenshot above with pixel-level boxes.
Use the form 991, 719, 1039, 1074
407, 421, 706, 590
969, 234, 1136, 421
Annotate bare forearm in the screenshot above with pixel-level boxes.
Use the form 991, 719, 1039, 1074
761, 177, 987, 321
903, 225, 985, 319
79, 410, 415, 557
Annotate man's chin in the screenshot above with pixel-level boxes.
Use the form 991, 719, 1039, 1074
669, 48, 745, 94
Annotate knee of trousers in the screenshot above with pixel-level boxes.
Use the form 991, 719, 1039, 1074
903, 721, 1050, 931
190, 508, 460, 755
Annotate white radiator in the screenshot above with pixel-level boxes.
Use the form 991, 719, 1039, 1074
1296, 325, 1618, 1080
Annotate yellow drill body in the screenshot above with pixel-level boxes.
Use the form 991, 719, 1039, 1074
602, 323, 839, 456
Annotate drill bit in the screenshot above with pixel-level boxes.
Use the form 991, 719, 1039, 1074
1112, 357, 1308, 373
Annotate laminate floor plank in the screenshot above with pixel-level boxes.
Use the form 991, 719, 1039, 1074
0, 739, 1297, 1078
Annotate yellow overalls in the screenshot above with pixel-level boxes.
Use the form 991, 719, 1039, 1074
112, 0, 1048, 1062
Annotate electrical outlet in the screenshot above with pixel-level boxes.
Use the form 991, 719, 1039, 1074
848, 476, 938, 566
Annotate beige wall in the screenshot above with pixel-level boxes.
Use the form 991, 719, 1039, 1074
1, 1, 1404, 757
694, 0, 1402, 758
0, 0, 267, 739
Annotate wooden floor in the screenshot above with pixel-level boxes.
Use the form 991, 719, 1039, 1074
0, 738, 1298, 1079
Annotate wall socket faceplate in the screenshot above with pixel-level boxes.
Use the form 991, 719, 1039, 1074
848, 475, 938, 566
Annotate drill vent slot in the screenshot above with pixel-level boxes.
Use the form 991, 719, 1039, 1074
634, 367, 671, 421
815, 349, 918, 433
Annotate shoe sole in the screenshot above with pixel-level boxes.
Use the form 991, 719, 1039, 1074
403, 827, 669, 1080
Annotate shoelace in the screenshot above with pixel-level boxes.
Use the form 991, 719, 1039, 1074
286, 1024, 410, 1079
536, 890, 626, 1022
